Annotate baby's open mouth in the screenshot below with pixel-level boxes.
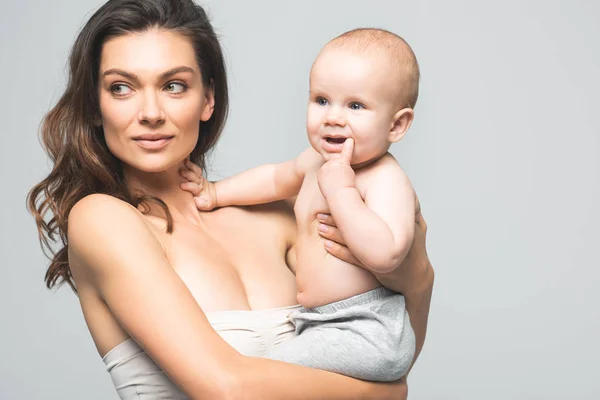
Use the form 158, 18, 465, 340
325, 137, 347, 144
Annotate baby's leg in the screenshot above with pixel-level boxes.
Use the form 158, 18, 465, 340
266, 287, 415, 381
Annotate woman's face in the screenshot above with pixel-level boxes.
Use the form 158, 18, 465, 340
98, 29, 214, 173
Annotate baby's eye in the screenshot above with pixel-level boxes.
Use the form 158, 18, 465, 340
165, 82, 187, 94
316, 97, 329, 106
349, 102, 365, 110
111, 84, 132, 96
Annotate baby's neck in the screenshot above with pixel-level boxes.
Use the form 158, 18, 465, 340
351, 151, 390, 170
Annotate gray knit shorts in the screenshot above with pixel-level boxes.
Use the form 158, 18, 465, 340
266, 286, 415, 381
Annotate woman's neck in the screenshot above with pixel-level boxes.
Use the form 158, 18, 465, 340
123, 161, 202, 225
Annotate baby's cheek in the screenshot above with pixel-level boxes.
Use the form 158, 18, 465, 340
306, 118, 320, 141
306, 122, 319, 137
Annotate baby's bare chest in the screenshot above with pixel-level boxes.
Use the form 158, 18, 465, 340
293, 167, 368, 229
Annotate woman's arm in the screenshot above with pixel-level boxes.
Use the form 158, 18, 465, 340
68, 194, 404, 400
374, 205, 434, 366
317, 196, 434, 365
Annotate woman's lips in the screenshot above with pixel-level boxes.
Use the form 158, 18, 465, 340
133, 136, 174, 150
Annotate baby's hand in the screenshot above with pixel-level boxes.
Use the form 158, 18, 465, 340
179, 159, 218, 211
317, 138, 356, 199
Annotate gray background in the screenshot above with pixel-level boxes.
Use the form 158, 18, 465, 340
1, 0, 599, 399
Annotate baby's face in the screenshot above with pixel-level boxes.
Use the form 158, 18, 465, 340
307, 48, 400, 165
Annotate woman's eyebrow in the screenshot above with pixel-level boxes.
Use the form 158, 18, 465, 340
102, 68, 139, 82
102, 66, 196, 81
159, 66, 196, 79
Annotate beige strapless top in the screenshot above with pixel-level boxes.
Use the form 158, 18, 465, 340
103, 305, 301, 399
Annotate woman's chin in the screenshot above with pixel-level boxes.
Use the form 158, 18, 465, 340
123, 157, 183, 175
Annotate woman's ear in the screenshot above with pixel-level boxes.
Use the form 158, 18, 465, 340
388, 108, 414, 143
200, 82, 215, 122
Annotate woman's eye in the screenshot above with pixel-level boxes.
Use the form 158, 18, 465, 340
316, 97, 329, 106
349, 102, 365, 110
111, 84, 132, 96
165, 82, 187, 94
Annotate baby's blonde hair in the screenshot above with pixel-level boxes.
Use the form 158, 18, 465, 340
326, 28, 420, 109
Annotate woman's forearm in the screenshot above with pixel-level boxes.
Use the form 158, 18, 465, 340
375, 253, 434, 366
403, 263, 434, 365
229, 356, 400, 400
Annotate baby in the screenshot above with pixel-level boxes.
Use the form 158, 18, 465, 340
181, 28, 420, 381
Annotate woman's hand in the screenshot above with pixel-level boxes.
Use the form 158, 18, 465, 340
317, 195, 434, 365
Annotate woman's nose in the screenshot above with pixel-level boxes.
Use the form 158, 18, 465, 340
137, 91, 166, 125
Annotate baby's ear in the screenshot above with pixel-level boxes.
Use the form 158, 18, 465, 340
388, 108, 414, 143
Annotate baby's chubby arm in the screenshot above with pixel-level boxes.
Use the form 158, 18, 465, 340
319, 139, 415, 274
180, 149, 319, 210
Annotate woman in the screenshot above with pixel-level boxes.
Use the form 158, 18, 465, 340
28, 0, 433, 399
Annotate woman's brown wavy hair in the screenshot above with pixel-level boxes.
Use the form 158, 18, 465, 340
27, 0, 229, 292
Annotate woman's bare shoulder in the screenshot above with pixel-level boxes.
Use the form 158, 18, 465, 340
71, 193, 131, 210
68, 194, 159, 273
69, 194, 143, 236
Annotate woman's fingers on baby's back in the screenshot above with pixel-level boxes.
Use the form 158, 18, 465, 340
316, 213, 336, 227
317, 223, 344, 244
324, 239, 363, 268
316, 213, 348, 245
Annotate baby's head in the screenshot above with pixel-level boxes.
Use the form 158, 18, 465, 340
307, 28, 420, 165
